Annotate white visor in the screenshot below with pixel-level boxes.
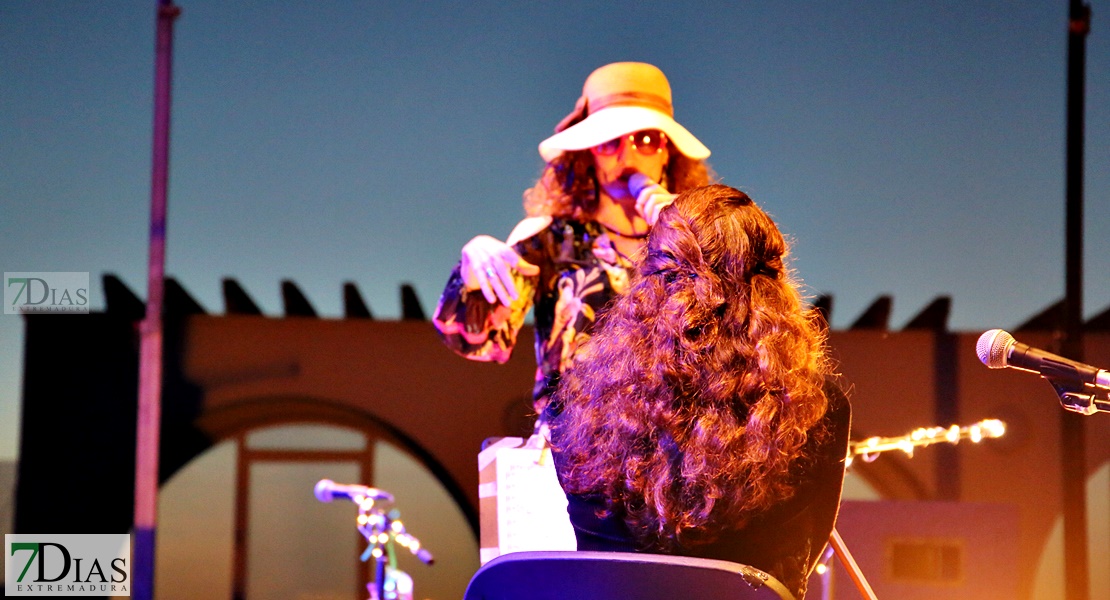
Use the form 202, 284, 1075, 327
538, 105, 710, 162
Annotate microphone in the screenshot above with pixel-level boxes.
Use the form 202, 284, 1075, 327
976, 329, 1110, 390
314, 479, 394, 504
628, 172, 656, 199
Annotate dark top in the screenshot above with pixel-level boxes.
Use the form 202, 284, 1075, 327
432, 216, 634, 413
550, 380, 851, 599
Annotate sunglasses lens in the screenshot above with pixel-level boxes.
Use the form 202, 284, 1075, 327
633, 131, 664, 155
593, 130, 665, 156
595, 138, 622, 155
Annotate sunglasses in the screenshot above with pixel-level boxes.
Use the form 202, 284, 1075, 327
592, 130, 668, 156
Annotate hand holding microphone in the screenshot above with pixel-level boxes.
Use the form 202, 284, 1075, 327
629, 172, 677, 227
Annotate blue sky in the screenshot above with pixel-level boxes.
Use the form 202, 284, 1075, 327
2, 1, 1108, 460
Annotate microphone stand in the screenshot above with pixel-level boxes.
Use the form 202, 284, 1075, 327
353, 497, 433, 600
1049, 378, 1110, 416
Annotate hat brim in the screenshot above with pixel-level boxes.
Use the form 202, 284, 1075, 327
538, 106, 710, 162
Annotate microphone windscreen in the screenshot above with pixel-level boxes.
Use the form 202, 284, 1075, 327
628, 172, 654, 198
314, 479, 337, 502
976, 329, 1013, 368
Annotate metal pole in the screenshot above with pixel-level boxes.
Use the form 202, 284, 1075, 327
134, 2, 180, 599
1061, 2, 1090, 600
828, 529, 878, 600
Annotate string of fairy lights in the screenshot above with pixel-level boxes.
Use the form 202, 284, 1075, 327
846, 418, 1007, 468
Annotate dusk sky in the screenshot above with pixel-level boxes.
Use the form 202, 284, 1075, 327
2, 1, 1108, 460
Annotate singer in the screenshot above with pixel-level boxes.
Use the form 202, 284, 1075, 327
549, 185, 851, 599
433, 62, 715, 434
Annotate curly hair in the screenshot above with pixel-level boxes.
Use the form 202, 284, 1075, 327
522, 144, 716, 219
552, 184, 832, 552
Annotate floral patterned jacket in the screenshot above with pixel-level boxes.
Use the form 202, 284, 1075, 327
432, 216, 634, 414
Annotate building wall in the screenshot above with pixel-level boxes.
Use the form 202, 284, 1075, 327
178, 317, 1110, 599
14, 279, 1110, 598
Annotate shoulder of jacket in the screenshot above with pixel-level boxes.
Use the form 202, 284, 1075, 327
506, 216, 555, 246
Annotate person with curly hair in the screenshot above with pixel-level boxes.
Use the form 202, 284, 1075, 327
550, 184, 851, 599
433, 62, 715, 434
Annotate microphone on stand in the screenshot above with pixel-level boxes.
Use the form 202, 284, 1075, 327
975, 329, 1110, 390
314, 479, 395, 503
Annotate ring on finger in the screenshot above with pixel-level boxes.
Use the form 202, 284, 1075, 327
485, 267, 497, 278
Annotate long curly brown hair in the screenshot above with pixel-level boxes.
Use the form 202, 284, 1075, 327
522, 144, 715, 219
552, 184, 832, 551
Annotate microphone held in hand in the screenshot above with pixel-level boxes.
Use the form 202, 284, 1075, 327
314, 479, 395, 504
627, 172, 656, 199
976, 329, 1110, 390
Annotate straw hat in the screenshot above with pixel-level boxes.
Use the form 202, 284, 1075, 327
538, 62, 710, 162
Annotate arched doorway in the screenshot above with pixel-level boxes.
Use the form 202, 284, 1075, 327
154, 417, 478, 600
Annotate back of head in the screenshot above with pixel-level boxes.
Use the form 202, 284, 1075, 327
644, 184, 786, 311
553, 184, 830, 551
